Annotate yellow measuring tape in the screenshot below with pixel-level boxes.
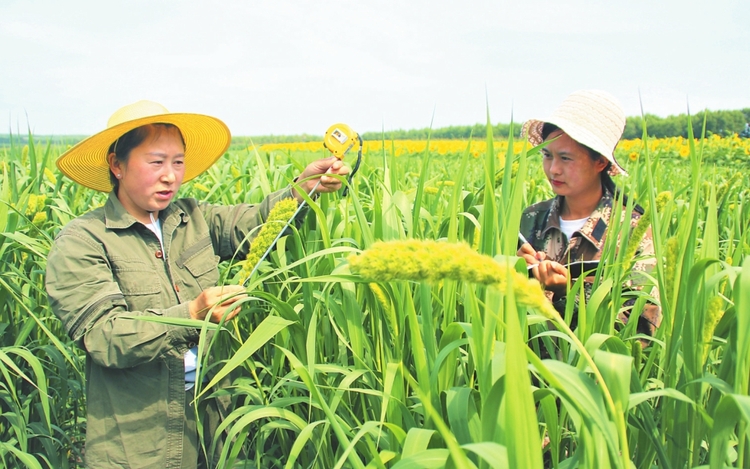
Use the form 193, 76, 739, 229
323, 123, 361, 159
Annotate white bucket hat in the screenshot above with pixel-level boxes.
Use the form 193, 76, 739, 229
522, 89, 628, 176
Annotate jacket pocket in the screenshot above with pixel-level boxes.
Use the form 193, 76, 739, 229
112, 259, 162, 296
181, 243, 220, 290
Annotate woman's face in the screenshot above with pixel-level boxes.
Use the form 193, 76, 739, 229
108, 126, 185, 223
541, 130, 608, 199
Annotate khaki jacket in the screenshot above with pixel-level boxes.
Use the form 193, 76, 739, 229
519, 190, 661, 335
46, 189, 294, 468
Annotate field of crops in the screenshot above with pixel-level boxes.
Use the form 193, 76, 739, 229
1, 125, 750, 468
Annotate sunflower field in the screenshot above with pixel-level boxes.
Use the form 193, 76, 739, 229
1, 123, 750, 468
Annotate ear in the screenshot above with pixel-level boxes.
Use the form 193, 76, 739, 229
595, 157, 609, 174
107, 152, 121, 174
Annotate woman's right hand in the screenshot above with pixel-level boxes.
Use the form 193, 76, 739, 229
517, 244, 568, 298
517, 242, 546, 266
189, 285, 248, 323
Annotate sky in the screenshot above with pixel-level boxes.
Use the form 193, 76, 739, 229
1, 0, 748, 137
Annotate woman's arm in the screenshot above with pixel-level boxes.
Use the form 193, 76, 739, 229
46, 228, 245, 369
202, 157, 350, 261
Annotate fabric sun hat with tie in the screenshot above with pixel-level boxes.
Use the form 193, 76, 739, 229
522, 89, 629, 177
56, 100, 231, 192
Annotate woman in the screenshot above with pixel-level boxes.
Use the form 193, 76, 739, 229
517, 90, 660, 339
45, 100, 349, 468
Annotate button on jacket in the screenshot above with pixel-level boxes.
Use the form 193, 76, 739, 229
519, 189, 661, 336
46, 188, 296, 468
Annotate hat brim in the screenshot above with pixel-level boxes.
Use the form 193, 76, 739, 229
522, 118, 628, 177
57, 113, 231, 192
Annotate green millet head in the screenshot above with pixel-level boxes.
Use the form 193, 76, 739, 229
655, 191, 672, 212
239, 198, 299, 282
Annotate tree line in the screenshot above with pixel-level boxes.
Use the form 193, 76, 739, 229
2, 109, 749, 148
622, 109, 750, 139
360, 109, 750, 141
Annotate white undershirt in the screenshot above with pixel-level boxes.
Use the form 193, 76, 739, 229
559, 216, 588, 241
184, 348, 198, 390
146, 212, 164, 251
144, 212, 198, 390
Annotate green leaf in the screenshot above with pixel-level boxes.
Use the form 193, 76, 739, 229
462, 442, 509, 469
709, 394, 750, 469
594, 350, 632, 415
392, 449, 450, 469
200, 316, 293, 395
402, 428, 437, 458
502, 278, 543, 468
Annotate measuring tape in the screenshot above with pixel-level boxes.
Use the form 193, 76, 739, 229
242, 123, 362, 286
323, 123, 362, 196
323, 123, 360, 158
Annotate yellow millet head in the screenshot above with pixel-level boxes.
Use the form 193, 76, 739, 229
347, 240, 503, 285
348, 240, 560, 320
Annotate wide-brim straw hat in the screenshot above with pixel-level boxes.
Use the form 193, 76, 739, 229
57, 100, 231, 192
522, 89, 628, 177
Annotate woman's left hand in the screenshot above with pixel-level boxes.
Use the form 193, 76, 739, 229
293, 157, 351, 201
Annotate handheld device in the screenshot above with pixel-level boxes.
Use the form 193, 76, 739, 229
323, 123, 362, 196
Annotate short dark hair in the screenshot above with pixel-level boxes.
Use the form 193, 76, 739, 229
107, 123, 185, 190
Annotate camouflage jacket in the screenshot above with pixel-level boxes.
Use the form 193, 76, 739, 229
519, 190, 661, 336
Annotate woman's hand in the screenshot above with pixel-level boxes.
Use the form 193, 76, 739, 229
518, 243, 567, 297
293, 157, 351, 201
517, 242, 547, 266
533, 261, 569, 298
189, 285, 247, 323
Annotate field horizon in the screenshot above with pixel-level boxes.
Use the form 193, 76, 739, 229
2, 106, 749, 148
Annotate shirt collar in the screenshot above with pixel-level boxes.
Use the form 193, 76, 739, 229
541, 188, 615, 251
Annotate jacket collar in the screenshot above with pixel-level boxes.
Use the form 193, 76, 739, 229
103, 192, 187, 230
541, 188, 615, 252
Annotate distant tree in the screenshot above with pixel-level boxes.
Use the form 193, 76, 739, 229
623, 117, 643, 139
620, 109, 747, 139
691, 110, 747, 137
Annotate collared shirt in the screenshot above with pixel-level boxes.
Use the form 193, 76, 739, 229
46, 188, 296, 468
519, 190, 661, 335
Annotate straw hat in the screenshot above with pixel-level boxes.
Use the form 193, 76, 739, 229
522, 89, 628, 176
56, 100, 231, 192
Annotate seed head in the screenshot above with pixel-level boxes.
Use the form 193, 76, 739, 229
701, 295, 725, 364
624, 191, 670, 270
44, 168, 57, 185
348, 240, 560, 320
239, 198, 299, 283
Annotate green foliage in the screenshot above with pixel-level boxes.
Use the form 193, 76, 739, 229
0, 134, 86, 468
360, 123, 515, 141
2, 122, 750, 468
623, 109, 749, 139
